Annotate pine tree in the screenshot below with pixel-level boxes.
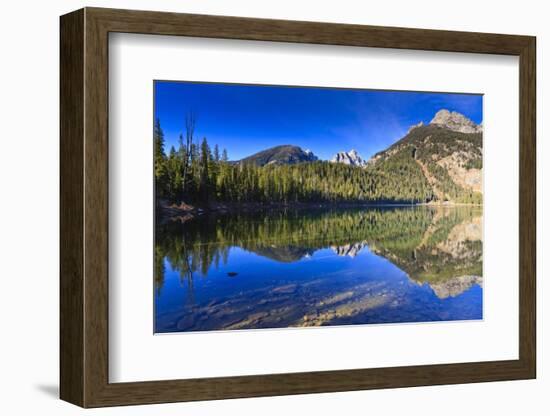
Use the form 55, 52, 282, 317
200, 137, 211, 202
153, 118, 168, 199
181, 112, 197, 194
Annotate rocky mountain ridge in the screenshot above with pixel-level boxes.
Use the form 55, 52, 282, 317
366, 110, 483, 203
430, 109, 482, 134
330, 149, 367, 167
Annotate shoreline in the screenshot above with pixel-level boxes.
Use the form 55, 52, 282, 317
157, 200, 482, 223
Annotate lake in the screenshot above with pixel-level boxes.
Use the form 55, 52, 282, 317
154, 205, 483, 333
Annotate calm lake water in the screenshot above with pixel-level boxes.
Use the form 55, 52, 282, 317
154, 206, 483, 333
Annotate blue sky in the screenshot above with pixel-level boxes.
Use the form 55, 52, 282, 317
154, 81, 482, 161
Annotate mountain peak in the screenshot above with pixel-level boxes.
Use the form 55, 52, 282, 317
331, 149, 367, 167
240, 145, 318, 166
430, 109, 482, 134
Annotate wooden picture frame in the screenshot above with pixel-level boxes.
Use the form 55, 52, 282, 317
60, 7, 536, 408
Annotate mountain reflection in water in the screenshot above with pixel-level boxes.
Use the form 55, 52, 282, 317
154, 206, 483, 333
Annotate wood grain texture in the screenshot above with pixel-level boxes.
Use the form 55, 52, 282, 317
88, 7, 532, 54
59, 8, 84, 407
518, 38, 537, 375
59, 7, 537, 408
83, 9, 110, 406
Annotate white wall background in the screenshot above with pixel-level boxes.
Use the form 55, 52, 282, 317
0, 0, 545, 415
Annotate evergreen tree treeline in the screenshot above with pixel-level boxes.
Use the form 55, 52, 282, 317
154, 117, 480, 206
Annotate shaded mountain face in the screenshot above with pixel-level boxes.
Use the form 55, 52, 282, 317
367, 110, 483, 204
252, 246, 314, 263
239, 145, 318, 166
330, 149, 367, 167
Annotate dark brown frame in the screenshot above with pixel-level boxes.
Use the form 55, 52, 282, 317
60, 7, 536, 408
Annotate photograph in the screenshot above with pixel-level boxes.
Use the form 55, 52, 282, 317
153, 81, 484, 333
153, 81, 483, 333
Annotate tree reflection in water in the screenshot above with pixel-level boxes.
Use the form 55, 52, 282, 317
154, 206, 483, 332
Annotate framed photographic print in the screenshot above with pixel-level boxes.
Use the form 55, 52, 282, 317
60, 7, 536, 407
